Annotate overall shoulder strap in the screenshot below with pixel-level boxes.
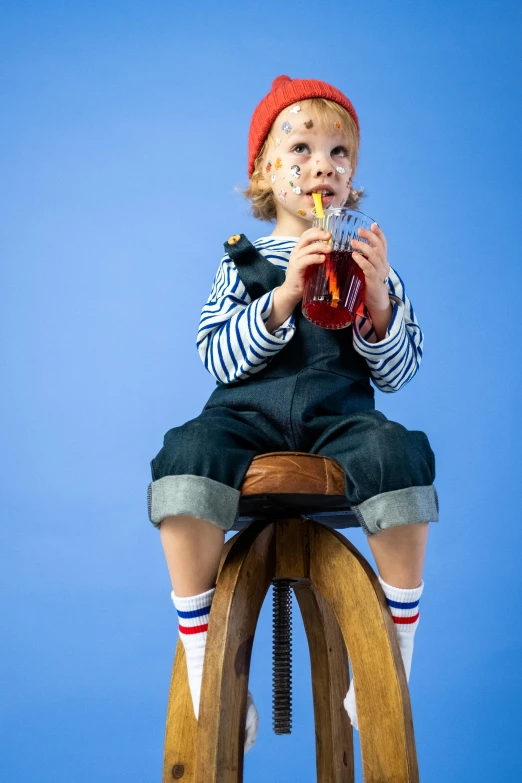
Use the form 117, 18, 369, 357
224, 233, 285, 300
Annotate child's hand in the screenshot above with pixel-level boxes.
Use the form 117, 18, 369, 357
280, 227, 332, 303
351, 223, 391, 312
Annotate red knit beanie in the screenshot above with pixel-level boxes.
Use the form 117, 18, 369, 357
247, 74, 360, 178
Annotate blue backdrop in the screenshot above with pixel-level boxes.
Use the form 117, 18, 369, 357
2, 1, 521, 780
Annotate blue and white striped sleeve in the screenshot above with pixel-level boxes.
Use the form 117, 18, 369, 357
352, 266, 424, 393
197, 254, 296, 383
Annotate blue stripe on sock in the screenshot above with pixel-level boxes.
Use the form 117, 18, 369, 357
176, 605, 211, 619
387, 598, 419, 610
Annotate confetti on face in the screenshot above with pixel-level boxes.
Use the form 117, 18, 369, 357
275, 157, 283, 169
297, 209, 306, 216
289, 180, 294, 187
275, 137, 281, 146
278, 190, 287, 202
304, 119, 314, 129
266, 161, 272, 172
290, 164, 301, 178
311, 207, 317, 214
282, 121, 292, 134
271, 174, 276, 183
289, 105, 301, 114
336, 166, 346, 174
334, 121, 342, 130
292, 186, 302, 194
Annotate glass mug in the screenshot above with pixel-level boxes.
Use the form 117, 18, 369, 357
302, 207, 376, 329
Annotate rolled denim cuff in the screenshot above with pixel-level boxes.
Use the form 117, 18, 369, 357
147, 475, 240, 532
351, 485, 439, 536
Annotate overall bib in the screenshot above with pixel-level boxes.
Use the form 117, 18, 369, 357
148, 235, 438, 535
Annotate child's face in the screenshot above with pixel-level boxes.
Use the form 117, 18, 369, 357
261, 104, 354, 231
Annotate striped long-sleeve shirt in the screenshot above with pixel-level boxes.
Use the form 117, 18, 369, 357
197, 236, 424, 393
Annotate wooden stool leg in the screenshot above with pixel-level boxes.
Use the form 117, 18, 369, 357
293, 581, 355, 783
308, 522, 420, 783
162, 640, 198, 782
195, 521, 276, 783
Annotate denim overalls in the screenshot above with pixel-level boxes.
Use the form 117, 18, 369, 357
148, 234, 438, 536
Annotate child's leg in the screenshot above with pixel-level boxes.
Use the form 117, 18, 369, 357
159, 514, 259, 752
159, 515, 225, 596
306, 409, 438, 730
344, 521, 429, 729
367, 521, 429, 681
366, 520, 429, 589
148, 408, 289, 752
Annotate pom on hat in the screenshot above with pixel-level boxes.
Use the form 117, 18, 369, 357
271, 75, 292, 91
247, 74, 360, 178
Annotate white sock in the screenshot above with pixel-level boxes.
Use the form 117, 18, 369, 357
171, 587, 259, 753
344, 577, 424, 731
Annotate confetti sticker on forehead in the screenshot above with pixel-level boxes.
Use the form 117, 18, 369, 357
334, 121, 342, 130
297, 209, 306, 216
278, 190, 287, 202
289, 105, 301, 114
304, 119, 314, 129
336, 166, 346, 174
275, 157, 283, 169
290, 165, 301, 178
282, 121, 292, 134
266, 161, 272, 172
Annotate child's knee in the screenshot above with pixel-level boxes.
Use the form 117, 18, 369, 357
365, 421, 435, 487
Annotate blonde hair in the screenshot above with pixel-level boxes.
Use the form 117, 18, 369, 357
236, 97, 365, 222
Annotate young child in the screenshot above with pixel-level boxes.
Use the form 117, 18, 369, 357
148, 74, 438, 752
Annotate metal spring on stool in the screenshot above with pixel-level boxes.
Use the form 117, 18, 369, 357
272, 579, 292, 734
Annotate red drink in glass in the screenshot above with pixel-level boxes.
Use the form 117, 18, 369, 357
302, 249, 365, 329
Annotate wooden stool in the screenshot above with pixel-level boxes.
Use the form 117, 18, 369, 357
162, 453, 419, 782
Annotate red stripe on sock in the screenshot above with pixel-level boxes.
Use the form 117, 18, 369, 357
179, 623, 208, 635
393, 612, 419, 625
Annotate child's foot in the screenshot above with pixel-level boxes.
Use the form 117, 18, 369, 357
343, 577, 424, 731
172, 587, 259, 752
244, 692, 259, 752
343, 681, 359, 730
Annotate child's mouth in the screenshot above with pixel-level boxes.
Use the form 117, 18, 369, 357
306, 193, 334, 206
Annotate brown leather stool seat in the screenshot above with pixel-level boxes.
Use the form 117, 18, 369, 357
233, 451, 358, 530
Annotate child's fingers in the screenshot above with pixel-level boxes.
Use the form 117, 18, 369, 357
351, 251, 373, 276
352, 239, 380, 265
370, 223, 387, 251
352, 249, 389, 282
300, 227, 331, 245
357, 226, 383, 251
299, 243, 331, 262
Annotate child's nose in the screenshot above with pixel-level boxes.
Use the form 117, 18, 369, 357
312, 156, 335, 177
313, 164, 335, 178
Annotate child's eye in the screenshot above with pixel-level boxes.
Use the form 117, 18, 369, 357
292, 143, 349, 157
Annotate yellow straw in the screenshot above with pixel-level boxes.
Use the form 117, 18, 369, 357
312, 192, 332, 242
312, 193, 339, 307
312, 192, 325, 219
